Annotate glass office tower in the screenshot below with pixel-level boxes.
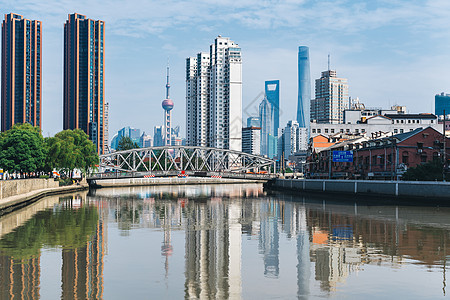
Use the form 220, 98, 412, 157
265, 80, 279, 135
297, 46, 311, 128
1, 13, 42, 131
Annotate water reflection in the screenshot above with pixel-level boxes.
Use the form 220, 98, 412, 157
0, 185, 449, 299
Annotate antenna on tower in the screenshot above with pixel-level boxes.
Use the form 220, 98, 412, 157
166, 58, 170, 99
328, 53, 330, 71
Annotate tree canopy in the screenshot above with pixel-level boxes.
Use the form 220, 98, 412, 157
0, 123, 46, 173
402, 159, 444, 181
46, 129, 98, 175
117, 136, 139, 151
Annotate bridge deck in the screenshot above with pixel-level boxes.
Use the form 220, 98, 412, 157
88, 170, 275, 181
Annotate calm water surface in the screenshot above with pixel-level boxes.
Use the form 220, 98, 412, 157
0, 184, 449, 299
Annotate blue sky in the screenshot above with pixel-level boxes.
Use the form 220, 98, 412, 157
3, 0, 450, 139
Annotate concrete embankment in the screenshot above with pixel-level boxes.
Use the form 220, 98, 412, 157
90, 177, 263, 188
265, 179, 450, 200
0, 179, 88, 214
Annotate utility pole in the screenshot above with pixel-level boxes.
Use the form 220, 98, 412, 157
444, 109, 446, 182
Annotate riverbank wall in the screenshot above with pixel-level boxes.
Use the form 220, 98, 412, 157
265, 179, 450, 199
89, 177, 263, 188
0, 179, 88, 215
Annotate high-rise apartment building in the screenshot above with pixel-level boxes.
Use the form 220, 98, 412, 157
265, 80, 279, 135
278, 120, 308, 159
435, 92, 450, 118
310, 70, 348, 124
186, 36, 242, 151
186, 53, 210, 146
297, 46, 310, 128
1, 13, 42, 131
242, 126, 261, 155
63, 13, 106, 153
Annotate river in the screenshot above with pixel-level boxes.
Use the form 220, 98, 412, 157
0, 184, 448, 299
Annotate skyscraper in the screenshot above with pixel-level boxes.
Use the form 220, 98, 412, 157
186, 36, 242, 151
1, 13, 42, 131
297, 46, 311, 128
310, 70, 348, 124
63, 13, 106, 154
186, 52, 210, 146
162, 66, 174, 146
265, 80, 280, 135
259, 95, 276, 158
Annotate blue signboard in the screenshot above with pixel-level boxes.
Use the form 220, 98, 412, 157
332, 150, 353, 162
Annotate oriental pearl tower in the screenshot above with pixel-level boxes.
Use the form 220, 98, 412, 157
162, 66, 174, 146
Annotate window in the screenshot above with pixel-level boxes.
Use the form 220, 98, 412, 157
402, 152, 409, 164
400, 129, 404, 133
331, 129, 335, 133
417, 142, 423, 149
325, 129, 329, 133
421, 154, 427, 163
312, 129, 316, 133
394, 129, 398, 133
317, 129, 321, 133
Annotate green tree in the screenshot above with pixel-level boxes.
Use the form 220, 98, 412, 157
46, 129, 98, 176
402, 159, 444, 181
0, 123, 46, 173
117, 136, 139, 151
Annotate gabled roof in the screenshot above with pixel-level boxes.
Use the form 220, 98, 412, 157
366, 114, 391, 120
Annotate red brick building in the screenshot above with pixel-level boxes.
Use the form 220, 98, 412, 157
308, 127, 450, 179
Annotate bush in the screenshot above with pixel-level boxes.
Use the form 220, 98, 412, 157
39, 175, 49, 179
58, 178, 74, 186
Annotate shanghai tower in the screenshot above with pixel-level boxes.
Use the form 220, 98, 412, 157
297, 46, 311, 128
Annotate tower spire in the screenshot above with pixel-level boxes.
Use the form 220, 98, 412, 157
166, 61, 170, 99
328, 53, 330, 71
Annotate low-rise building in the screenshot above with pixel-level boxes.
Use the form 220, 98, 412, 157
311, 113, 440, 138
308, 127, 450, 180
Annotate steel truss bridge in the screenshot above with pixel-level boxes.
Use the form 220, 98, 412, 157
88, 146, 277, 181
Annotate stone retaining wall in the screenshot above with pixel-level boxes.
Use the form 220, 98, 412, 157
269, 179, 450, 199
0, 179, 59, 199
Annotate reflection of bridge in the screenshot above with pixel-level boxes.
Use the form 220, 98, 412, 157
88, 146, 277, 181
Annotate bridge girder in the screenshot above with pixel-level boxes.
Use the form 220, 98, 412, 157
98, 146, 276, 174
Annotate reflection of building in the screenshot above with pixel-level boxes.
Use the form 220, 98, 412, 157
185, 200, 242, 299
0, 256, 40, 299
2, 13, 42, 132
259, 201, 280, 277
297, 206, 310, 299
61, 221, 104, 299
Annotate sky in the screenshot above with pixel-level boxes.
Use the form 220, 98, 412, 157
2, 0, 450, 140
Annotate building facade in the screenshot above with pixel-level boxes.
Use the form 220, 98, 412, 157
242, 126, 261, 155
186, 36, 242, 151
310, 70, 348, 124
63, 13, 106, 154
2, 13, 42, 131
297, 46, 310, 128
